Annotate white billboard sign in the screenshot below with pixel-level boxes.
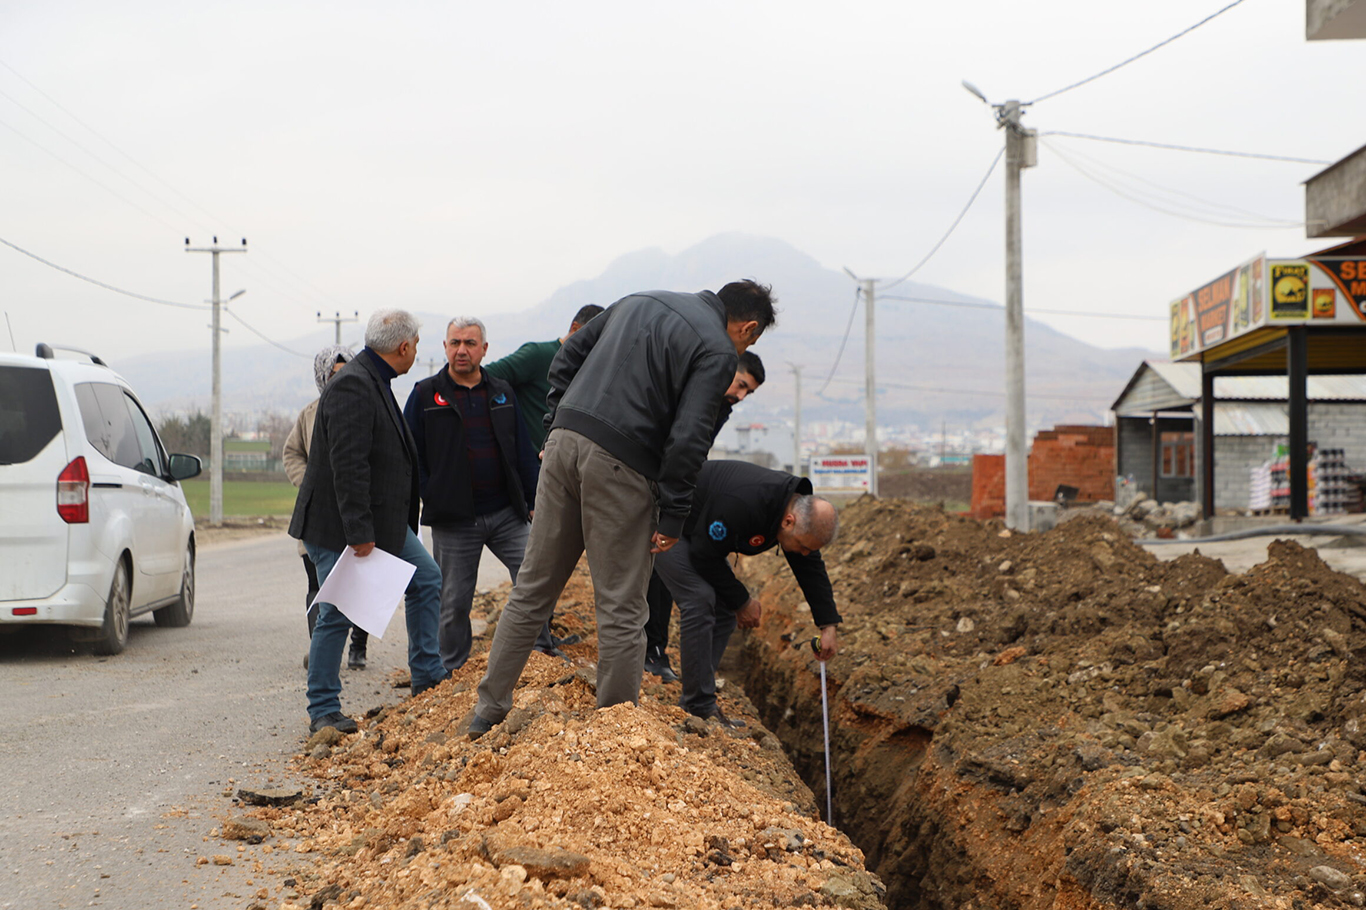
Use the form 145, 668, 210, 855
809, 455, 871, 491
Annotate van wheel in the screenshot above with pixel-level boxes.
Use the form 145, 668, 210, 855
155, 545, 195, 628
94, 560, 131, 656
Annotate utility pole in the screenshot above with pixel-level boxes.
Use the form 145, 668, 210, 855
1000, 99, 1036, 531
185, 236, 247, 525
863, 277, 879, 496
788, 362, 803, 475
842, 268, 880, 497
318, 310, 359, 345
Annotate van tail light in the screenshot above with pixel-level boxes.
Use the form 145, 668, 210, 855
57, 456, 90, 524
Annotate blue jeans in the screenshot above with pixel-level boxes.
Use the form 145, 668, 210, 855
305, 528, 444, 721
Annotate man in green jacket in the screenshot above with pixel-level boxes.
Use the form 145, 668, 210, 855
483, 304, 605, 452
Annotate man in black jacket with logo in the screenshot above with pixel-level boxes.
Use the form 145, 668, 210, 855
467, 281, 776, 737
655, 459, 841, 726
404, 316, 551, 673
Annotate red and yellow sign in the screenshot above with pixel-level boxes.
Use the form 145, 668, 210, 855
1171, 254, 1366, 361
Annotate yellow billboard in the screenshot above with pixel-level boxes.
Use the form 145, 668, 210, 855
1171, 255, 1366, 360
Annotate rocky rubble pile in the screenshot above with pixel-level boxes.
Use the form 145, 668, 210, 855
736, 497, 1366, 909
228, 566, 886, 910
1062, 493, 1203, 539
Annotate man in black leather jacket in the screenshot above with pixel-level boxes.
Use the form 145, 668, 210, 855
468, 280, 776, 735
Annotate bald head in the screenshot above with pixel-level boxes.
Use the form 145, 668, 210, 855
778, 494, 838, 556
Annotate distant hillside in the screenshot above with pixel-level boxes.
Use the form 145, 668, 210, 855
115, 233, 1160, 433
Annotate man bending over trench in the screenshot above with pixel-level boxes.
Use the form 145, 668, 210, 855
654, 459, 841, 727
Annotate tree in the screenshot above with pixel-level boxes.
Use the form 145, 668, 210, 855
257, 412, 294, 462
157, 412, 210, 459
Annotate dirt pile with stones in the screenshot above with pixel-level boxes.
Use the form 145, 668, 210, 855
227, 564, 886, 910
736, 496, 1366, 910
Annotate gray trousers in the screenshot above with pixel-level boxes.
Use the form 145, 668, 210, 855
653, 537, 737, 717
475, 429, 657, 721
431, 504, 552, 672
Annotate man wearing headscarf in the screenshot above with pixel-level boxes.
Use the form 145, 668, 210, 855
283, 344, 369, 670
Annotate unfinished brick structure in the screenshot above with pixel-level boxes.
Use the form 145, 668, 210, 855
970, 425, 1115, 520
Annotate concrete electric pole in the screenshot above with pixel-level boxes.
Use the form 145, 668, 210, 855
788, 362, 803, 475
862, 277, 878, 497
1000, 100, 1036, 531
185, 236, 247, 525
841, 269, 880, 496
317, 310, 359, 344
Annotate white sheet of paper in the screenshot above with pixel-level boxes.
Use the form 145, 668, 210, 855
310, 546, 415, 639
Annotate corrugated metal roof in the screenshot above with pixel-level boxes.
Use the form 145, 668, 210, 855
1114, 361, 1366, 414
1214, 402, 1286, 436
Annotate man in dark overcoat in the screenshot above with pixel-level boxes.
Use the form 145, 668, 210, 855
289, 308, 444, 734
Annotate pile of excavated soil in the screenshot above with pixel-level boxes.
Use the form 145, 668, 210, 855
231, 564, 886, 910
736, 497, 1366, 910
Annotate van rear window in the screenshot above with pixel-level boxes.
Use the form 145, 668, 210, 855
0, 365, 62, 465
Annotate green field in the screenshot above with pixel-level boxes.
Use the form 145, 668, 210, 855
181, 479, 297, 519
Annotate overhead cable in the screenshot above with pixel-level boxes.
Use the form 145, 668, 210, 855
1042, 139, 1306, 229
1042, 130, 1331, 166
1029, 0, 1248, 105
224, 308, 309, 358
816, 286, 863, 396
880, 145, 1004, 293
821, 375, 1115, 403
878, 294, 1165, 321
0, 116, 181, 233
0, 235, 208, 310
1044, 138, 1303, 225
0, 57, 346, 311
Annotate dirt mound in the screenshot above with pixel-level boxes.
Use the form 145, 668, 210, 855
236, 565, 886, 910
737, 497, 1366, 910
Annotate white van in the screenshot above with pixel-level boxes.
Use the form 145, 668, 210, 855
0, 345, 201, 655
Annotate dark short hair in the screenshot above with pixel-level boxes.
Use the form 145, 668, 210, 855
571, 304, 604, 328
717, 280, 777, 335
738, 350, 766, 386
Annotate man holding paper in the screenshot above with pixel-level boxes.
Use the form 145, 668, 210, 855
289, 308, 445, 735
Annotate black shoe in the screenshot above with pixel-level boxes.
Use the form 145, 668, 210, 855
467, 714, 495, 741
411, 676, 445, 697
645, 653, 680, 684
308, 712, 358, 735
552, 633, 581, 648
698, 708, 745, 729
536, 645, 570, 663
348, 644, 367, 670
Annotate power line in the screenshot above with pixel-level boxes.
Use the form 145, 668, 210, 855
816, 286, 863, 396
822, 375, 1115, 403
1042, 130, 1331, 165
1029, 0, 1248, 105
0, 115, 182, 233
878, 294, 1165, 321
1043, 139, 1306, 229
1, 233, 312, 358
0, 57, 348, 313
224, 308, 309, 358
881, 145, 1004, 292
1042, 138, 1303, 225
0, 235, 208, 310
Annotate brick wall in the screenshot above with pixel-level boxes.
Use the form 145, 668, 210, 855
970, 425, 1116, 520
970, 454, 1005, 519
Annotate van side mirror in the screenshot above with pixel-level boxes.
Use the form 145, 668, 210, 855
167, 453, 202, 481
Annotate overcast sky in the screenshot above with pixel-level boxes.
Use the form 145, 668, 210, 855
1, 0, 1359, 365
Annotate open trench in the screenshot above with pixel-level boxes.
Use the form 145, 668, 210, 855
727, 611, 1155, 910
727, 627, 1003, 910
715, 501, 1366, 910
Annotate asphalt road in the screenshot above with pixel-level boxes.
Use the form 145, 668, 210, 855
0, 531, 452, 910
